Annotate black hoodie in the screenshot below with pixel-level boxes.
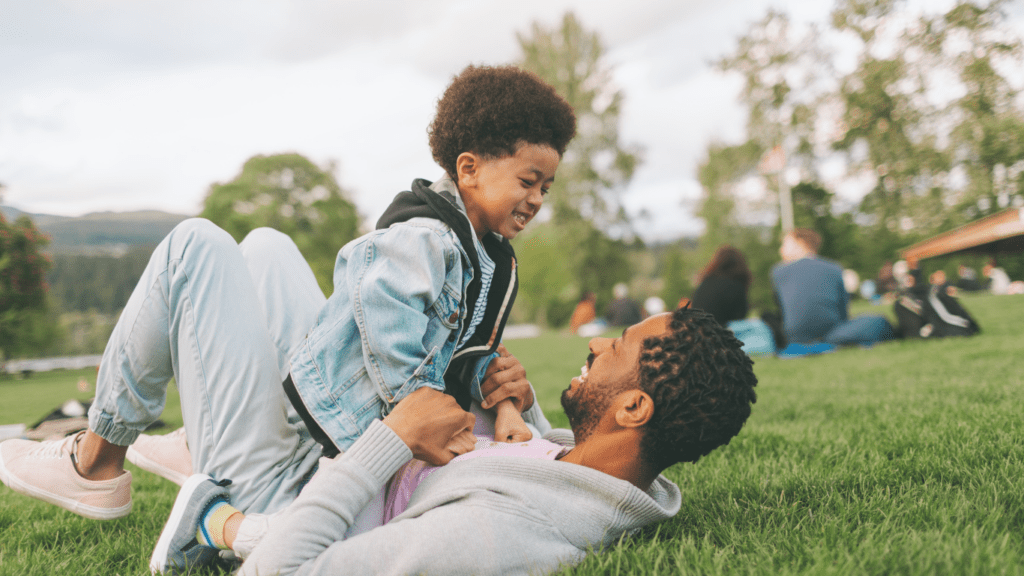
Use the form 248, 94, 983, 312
376, 179, 519, 411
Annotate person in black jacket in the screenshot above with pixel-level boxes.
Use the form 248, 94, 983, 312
690, 245, 751, 326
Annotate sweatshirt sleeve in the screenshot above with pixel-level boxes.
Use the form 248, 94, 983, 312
247, 489, 583, 576
238, 419, 412, 576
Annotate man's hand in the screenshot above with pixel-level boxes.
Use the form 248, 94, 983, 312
383, 388, 476, 466
480, 345, 534, 412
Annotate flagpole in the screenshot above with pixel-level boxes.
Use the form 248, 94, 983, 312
759, 145, 794, 233
779, 172, 794, 233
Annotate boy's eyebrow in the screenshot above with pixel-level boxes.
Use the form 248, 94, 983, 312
525, 167, 556, 181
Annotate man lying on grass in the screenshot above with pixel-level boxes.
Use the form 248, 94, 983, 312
0, 218, 756, 574
172, 307, 758, 576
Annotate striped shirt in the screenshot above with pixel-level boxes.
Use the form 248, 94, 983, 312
429, 176, 496, 348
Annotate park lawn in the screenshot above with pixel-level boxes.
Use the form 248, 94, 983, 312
1, 293, 1022, 575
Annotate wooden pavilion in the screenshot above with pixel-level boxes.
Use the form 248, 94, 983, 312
901, 207, 1024, 262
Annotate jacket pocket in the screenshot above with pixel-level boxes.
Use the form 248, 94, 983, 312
433, 283, 462, 330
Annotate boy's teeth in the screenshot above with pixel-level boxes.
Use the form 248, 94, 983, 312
514, 213, 526, 225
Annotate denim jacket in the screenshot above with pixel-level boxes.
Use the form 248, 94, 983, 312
288, 179, 517, 452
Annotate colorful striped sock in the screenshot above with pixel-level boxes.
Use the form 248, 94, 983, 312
196, 499, 239, 550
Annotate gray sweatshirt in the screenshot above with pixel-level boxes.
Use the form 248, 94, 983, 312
240, 419, 682, 576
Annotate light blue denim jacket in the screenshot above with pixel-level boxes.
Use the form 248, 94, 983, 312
289, 187, 497, 452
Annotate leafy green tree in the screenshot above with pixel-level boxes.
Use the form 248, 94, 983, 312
47, 246, 153, 314
695, 141, 763, 262
201, 153, 361, 295
658, 244, 693, 309
513, 220, 633, 327
0, 206, 57, 360
832, 0, 949, 233
513, 13, 640, 323
518, 12, 641, 232
701, 0, 1024, 289
831, 0, 1024, 232
922, 1, 1024, 221
719, 10, 834, 156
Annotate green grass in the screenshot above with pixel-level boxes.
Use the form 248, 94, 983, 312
2, 294, 1023, 575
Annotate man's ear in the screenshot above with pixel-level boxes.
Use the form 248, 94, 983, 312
455, 152, 480, 187
613, 389, 654, 429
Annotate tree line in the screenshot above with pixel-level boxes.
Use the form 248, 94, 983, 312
684, 0, 1024, 311
5, 3, 1024, 360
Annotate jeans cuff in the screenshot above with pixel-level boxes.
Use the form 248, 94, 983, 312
88, 411, 141, 447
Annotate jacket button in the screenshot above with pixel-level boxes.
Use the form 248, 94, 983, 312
448, 312, 459, 324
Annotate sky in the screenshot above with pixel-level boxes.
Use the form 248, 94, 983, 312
2, 0, 1022, 241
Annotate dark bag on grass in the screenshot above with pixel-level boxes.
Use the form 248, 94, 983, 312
894, 286, 979, 339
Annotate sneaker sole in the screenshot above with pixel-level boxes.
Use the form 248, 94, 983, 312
0, 447, 132, 521
149, 474, 211, 575
126, 446, 189, 486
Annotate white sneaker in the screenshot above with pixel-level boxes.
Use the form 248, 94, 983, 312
0, 431, 132, 520
150, 474, 231, 574
127, 428, 192, 486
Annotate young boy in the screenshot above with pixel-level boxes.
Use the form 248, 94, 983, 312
284, 64, 576, 455
148, 65, 577, 572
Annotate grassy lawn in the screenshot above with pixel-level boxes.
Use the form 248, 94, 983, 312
1, 293, 1023, 575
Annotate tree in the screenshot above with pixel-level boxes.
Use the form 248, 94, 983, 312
201, 153, 361, 295
0, 203, 57, 360
518, 12, 641, 233
700, 0, 1024, 293
512, 13, 641, 324
923, 1, 1024, 221
831, 0, 1024, 231
47, 246, 153, 314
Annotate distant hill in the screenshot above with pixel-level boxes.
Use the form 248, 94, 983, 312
1, 206, 190, 254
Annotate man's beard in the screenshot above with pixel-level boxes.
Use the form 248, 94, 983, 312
560, 385, 607, 445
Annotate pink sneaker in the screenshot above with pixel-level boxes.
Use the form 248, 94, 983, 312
127, 428, 192, 486
0, 432, 132, 520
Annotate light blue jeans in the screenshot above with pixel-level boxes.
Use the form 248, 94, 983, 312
88, 218, 323, 515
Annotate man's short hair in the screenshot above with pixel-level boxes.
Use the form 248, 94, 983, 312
635, 306, 758, 472
428, 65, 577, 182
787, 228, 822, 253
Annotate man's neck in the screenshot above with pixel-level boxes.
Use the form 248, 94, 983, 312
559, 431, 656, 491
784, 251, 815, 263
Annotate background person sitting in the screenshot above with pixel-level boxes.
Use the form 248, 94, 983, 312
605, 283, 642, 327
568, 291, 597, 335
930, 269, 958, 297
956, 264, 983, 292
690, 245, 775, 356
876, 261, 899, 295
772, 228, 895, 349
983, 260, 1012, 295
690, 245, 750, 326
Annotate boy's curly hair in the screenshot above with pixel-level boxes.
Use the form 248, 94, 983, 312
428, 65, 577, 181
636, 305, 758, 472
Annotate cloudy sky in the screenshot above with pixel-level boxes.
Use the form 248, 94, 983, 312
2, 0, 1020, 240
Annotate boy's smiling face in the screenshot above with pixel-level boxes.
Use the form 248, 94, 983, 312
456, 143, 559, 240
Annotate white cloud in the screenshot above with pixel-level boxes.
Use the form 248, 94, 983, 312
5, 0, 1020, 241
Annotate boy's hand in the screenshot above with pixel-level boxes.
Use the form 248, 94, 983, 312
493, 399, 533, 443
383, 388, 476, 466
480, 345, 534, 412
